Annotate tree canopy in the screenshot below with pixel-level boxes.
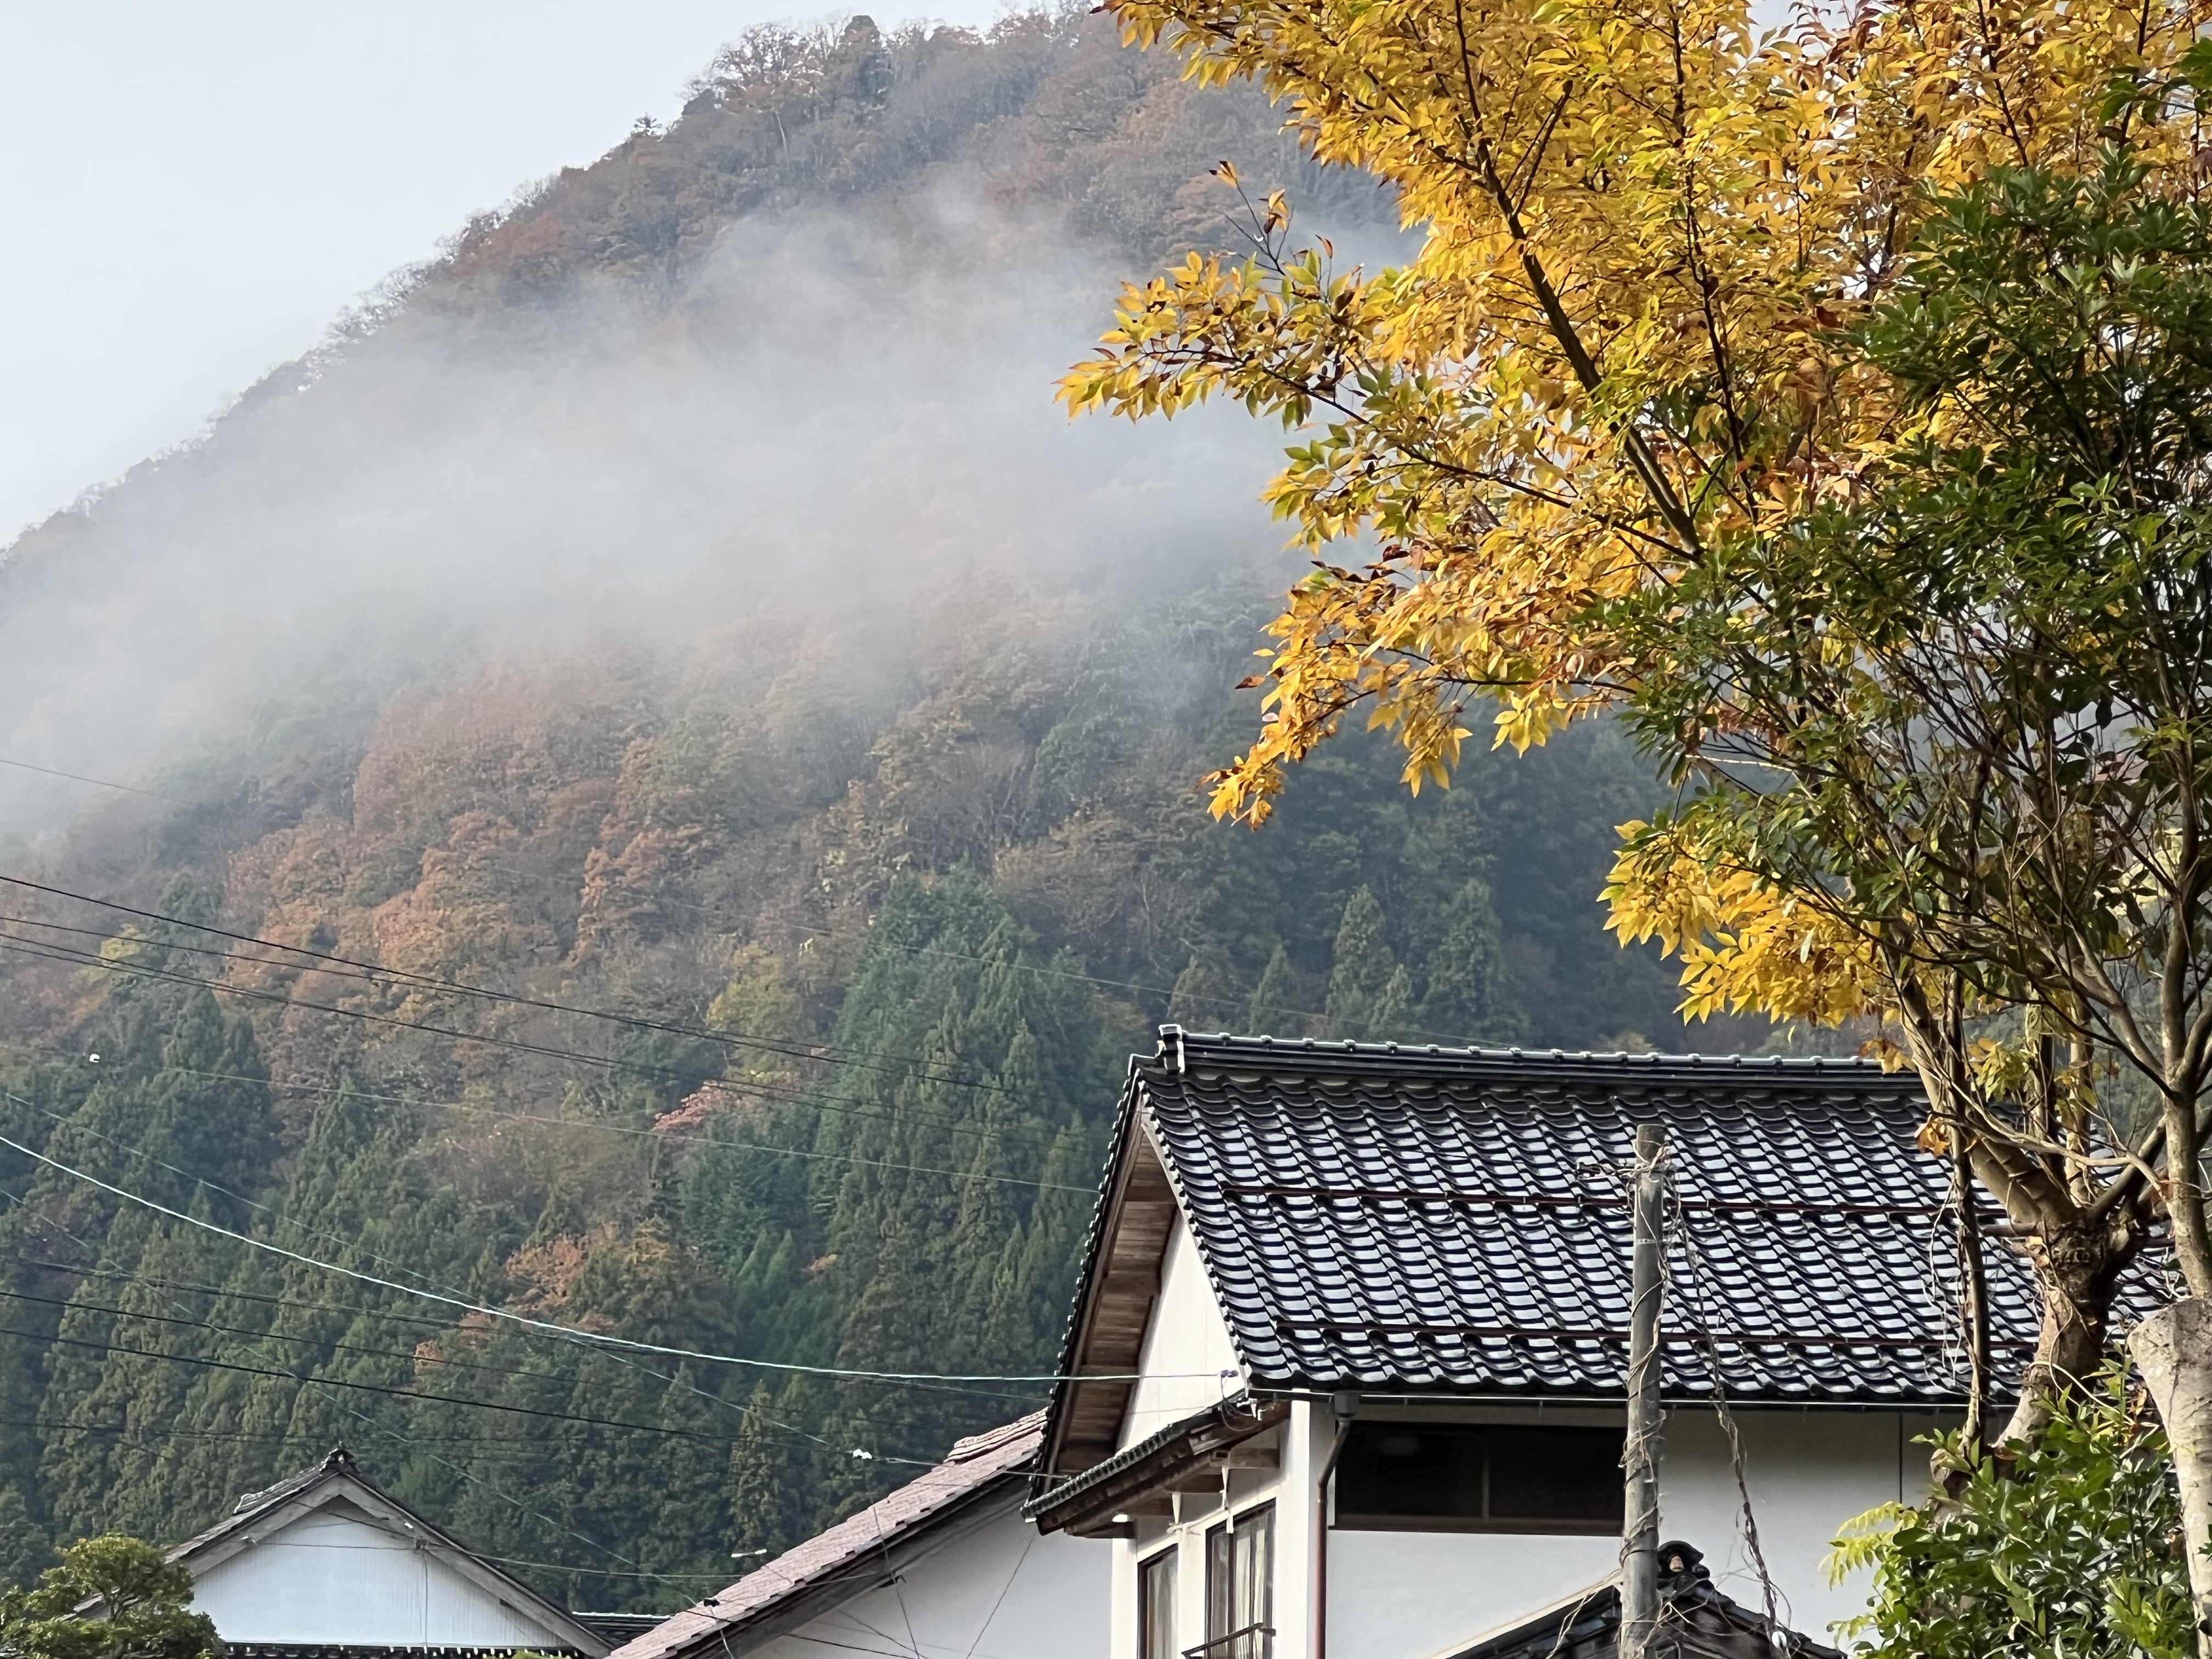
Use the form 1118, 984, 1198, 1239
0, 1534, 216, 1659
1063, 0, 2212, 1446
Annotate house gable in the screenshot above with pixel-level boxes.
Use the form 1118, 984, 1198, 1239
191, 1497, 577, 1651
168, 1451, 606, 1656
1120, 1217, 1241, 1451
1042, 1097, 1180, 1475
607, 1415, 1079, 1659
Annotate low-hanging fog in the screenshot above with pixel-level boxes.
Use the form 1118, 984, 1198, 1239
0, 10, 1401, 839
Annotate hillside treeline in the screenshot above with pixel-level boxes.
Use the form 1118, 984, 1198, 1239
0, 5, 1750, 1611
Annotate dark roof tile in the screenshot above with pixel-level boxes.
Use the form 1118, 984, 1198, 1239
1110, 1029, 2158, 1403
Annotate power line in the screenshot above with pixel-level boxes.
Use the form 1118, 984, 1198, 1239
0, 754, 1488, 1046
0, 931, 1059, 1151
0, 1119, 1185, 1386
0, 1171, 755, 1589
0, 1098, 1042, 1418
0, 758, 171, 799
13, 1257, 499, 1335
328, 1400, 687, 1598
6, 1045, 1090, 1195
0, 1414, 647, 1449
0, 1090, 842, 1454
0, 1284, 770, 1413
0, 872, 1026, 1101
0, 1322, 743, 1443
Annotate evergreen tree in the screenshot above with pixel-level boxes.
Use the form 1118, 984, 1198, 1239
0, 1487, 49, 1592
1325, 887, 1397, 1040
1167, 956, 1243, 1031
1367, 965, 1418, 1045
1419, 877, 1528, 1046
725, 1384, 798, 1563
0, 1534, 215, 1659
1246, 943, 1305, 1037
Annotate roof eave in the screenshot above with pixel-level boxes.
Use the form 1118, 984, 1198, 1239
1037, 1056, 1183, 1478
656, 1472, 1027, 1659
1025, 1395, 1286, 1536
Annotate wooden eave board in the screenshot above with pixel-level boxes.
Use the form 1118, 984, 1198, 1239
1056, 1126, 1177, 1470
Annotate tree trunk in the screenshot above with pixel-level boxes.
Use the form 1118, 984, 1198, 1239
1994, 1216, 2134, 1445
2129, 1299, 2212, 1659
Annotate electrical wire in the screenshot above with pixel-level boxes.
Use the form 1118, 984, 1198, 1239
0, 1119, 1044, 1442
0, 1161, 771, 1593
0, 1416, 652, 1449
0, 757, 170, 799
4, 1043, 1090, 1195
0, 872, 1027, 1101
0, 932, 1058, 1152
0, 752, 1496, 1047
0, 1091, 1048, 1412
12, 1257, 509, 1334
326, 1398, 684, 1597
0, 1322, 743, 1442
0, 1118, 1178, 1386
0, 1283, 763, 1407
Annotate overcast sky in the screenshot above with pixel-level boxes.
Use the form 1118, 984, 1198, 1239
0, 1, 1008, 546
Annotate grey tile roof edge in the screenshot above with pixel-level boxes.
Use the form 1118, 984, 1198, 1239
1156, 1025, 1917, 1088
1022, 1394, 1269, 1521
1444, 1555, 1844, 1659
1236, 1372, 1993, 1407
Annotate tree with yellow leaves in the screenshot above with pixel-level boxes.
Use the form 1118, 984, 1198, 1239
1061, 0, 2212, 1507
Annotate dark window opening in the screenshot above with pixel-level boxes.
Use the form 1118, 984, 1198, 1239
1333, 1422, 1623, 1533
1192, 1503, 1272, 1659
1141, 1546, 1178, 1659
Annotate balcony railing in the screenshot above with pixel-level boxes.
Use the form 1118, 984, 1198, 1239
1182, 1622, 1274, 1659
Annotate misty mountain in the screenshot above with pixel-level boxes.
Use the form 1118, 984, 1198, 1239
0, 8, 1756, 1609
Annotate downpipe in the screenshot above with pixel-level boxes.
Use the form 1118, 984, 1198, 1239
1312, 1395, 1357, 1659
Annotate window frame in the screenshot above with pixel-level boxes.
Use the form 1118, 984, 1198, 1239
1192, 1501, 1274, 1659
1139, 1543, 1179, 1659
1329, 1421, 1623, 1536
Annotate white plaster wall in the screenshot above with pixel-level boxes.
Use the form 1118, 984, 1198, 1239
1327, 1531, 1619, 1659
1120, 1218, 1243, 1452
1323, 1407, 1935, 1659
1660, 1409, 1936, 1642
193, 1499, 568, 1648
749, 1493, 1107, 1659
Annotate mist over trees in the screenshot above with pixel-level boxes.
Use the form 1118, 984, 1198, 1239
0, 5, 1750, 1607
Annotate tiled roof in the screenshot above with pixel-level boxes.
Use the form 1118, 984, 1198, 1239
1450, 1541, 1840, 1659
603, 1414, 1045, 1659
1095, 1029, 2147, 1404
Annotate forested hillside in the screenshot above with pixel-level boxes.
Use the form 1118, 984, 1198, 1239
0, 7, 1760, 1611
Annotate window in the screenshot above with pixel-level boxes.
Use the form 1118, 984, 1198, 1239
1199, 1504, 1273, 1659
1140, 1547, 1178, 1659
1333, 1423, 1622, 1533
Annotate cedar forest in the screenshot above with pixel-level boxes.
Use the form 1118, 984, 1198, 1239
0, 9, 1762, 1611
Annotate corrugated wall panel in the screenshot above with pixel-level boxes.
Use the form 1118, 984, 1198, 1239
191, 1499, 566, 1648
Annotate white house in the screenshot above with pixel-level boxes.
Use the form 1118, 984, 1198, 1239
1023, 1029, 2050, 1659
161, 1447, 611, 1657
606, 1413, 1105, 1659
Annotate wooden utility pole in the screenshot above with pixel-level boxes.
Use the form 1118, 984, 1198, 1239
1621, 1122, 1666, 1659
